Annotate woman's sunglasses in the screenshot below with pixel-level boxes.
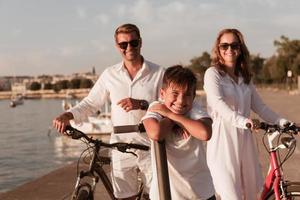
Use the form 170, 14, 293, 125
219, 42, 240, 51
118, 39, 140, 50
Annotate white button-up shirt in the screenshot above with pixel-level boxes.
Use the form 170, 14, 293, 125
69, 59, 164, 144
204, 67, 284, 199
142, 101, 215, 200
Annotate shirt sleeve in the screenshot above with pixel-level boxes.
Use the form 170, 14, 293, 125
203, 67, 248, 129
250, 83, 282, 124
68, 71, 109, 124
141, 101, 163, 122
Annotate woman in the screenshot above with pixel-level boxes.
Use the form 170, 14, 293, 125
203, 29, 289, 200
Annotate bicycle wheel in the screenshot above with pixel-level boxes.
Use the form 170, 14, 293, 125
71, 183, 94, 200
265, 182, 300, 200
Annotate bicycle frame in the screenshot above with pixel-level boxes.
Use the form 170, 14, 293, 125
260, 128, 298, 200
74, 139, 116, 200
261, 130, 283, 200
66, 126, 149, 200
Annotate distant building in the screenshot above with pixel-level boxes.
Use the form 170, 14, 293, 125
0, 77, 11, 91
11, 83, 26, 95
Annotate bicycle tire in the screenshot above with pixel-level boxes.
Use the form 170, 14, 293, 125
71, 183, 94, 200
264, 182, 300, 200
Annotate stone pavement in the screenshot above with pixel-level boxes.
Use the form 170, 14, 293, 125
0, 162, 112, 200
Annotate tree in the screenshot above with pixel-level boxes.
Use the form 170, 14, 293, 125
43, 82, 53, 90
187, 51, 211, 89
274, 35, 300, 77
29, 81, 41, 90
55, 80, 69, 91
249, 54, 265, 83
80, 78, 94, 88
69, 78, 81, 89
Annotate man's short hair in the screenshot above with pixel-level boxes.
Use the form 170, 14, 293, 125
114, 23, 141, 41
162, 65, 197, 95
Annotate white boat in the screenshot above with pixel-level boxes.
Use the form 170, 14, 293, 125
10, 94, 24, 107
62, 99, 113, 135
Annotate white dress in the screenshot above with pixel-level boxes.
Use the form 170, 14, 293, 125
203, 67, 283, 200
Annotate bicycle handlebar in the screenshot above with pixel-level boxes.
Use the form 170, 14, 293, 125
247, 120, 300, 133
64, 125, 149, 151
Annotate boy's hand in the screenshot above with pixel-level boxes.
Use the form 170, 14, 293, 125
173, 124, 190, 139
149, 103, 171, 117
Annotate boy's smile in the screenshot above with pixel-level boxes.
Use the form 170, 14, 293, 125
160, 83, 195, 115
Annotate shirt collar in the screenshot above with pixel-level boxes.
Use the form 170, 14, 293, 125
116, 57, 150, 75
225, 73, 243, 85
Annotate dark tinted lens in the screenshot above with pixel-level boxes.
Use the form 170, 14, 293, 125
230, 43, 240, 50
118, 39, 140, 50
129, 39, 139, 48
219, 43, 229, 50
219, 43, 240, 50
118, 42, 128, 50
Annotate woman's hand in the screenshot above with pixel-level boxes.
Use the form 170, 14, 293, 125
246, 118, 260, 132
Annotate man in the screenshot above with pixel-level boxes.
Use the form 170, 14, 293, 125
53, 23, 164, 199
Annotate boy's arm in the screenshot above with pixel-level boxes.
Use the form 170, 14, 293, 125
148, 103, 212, 141
167, 113, 212, 141
143, 118, 174, 141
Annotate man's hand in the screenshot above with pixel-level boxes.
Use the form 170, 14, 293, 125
52, 112, 73, 133
148, 103, 171, 118
117, 98, 142, 112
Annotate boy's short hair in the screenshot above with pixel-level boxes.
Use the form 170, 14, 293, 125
162, 65, 197, 95
114, 23, 141, 41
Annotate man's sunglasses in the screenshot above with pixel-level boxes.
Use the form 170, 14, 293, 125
118, 39, 140, 50
219, 42, 240, 50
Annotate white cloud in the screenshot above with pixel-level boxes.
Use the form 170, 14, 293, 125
94, 14, 110, 25
1, 0, 300, 75
115, 4, 127, 18
76, 6, 87, 19
60, 46, 82, 57
12, 28, 22, 37
90, 40, 109, 52
130, 0, 154, 23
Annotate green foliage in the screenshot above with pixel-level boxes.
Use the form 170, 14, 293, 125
30, 81, 41, 90
271, 36, 300, 81
55, 80, 69, 91
69, 78, 81, 89
80, 78, 93, 88
186, 51, 211, 89
43, 82, 53, 90
249, 54, 265, 83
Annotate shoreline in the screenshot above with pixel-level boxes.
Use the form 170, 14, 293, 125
0, 89, 90, 100
1, 87, 299, 101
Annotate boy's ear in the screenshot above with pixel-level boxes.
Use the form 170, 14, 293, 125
159, 88, 165, 100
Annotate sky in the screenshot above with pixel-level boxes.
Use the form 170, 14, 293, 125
1, 0, 300, 76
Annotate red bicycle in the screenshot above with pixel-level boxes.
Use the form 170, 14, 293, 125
252, 120, 300, 200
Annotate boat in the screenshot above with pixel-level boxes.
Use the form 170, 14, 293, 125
10, 94, 24, 107
62, 99, 113, 135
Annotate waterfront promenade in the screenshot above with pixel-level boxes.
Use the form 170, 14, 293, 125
0, 88, 299, 200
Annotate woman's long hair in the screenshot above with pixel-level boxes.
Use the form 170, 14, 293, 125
211, 29, 252, 84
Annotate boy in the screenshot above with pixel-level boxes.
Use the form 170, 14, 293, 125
142, 65, 216, 200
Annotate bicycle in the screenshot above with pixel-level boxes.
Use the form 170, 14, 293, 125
64, 125, 150, 200
249, 120, 300, 200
